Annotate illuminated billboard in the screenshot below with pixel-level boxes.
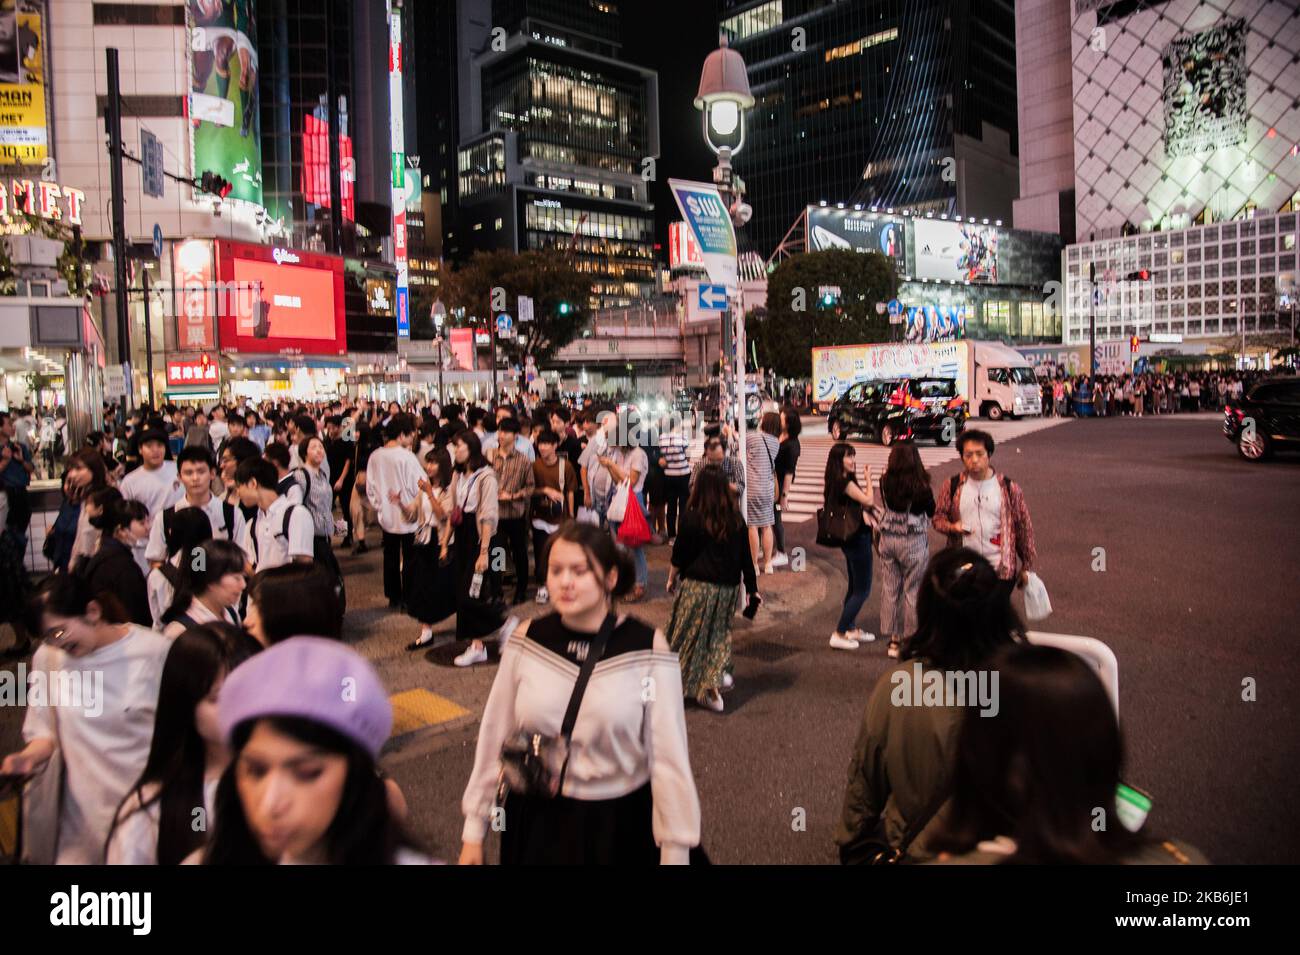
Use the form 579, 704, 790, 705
302, 113, 354, 221
806, 207, 905, 268
1161, 18, 1247, 158
904, 304, 968, 343
0, 0, 48, 166
215, 241, 345, 355
186, 0, 263, 206
913, 219, 1000, 283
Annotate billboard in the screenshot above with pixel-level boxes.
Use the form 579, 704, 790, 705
172, 239, 216, 351
187, 0, 262, 206
1162, 18, 1247, 158
449, 327, 475, 371
166, 357, 220, 387
0, 0, 48, 167
913, 219, 1000, 283
1017, 342, 1128, 378
813, 341, 970, 406
302, 113, 354, 221
215, 241, 345, 354
904, 304, 968, 343
806, 207, 905, 268
669, 179, 737, 289
668, 221, 703, 269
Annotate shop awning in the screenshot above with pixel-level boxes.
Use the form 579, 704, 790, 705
227, 356, 351, 370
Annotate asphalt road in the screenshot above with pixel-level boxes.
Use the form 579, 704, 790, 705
3, 413, 1296, 864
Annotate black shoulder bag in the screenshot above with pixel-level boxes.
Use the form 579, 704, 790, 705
496, 613, 616, 804
839, 783, 951, 866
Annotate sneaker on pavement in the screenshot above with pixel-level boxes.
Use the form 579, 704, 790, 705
770, 552, 789, 568
535, 586, 550, 605
454, 644, 488, 667
849, 629, 877, 643
721, 672, 734, 691
829, 633, 859, 650
702, 690, 724, 713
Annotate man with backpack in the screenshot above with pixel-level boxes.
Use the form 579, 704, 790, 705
234, 456, 314, 572
932, 429, 1037, 595
145, 445, 249, 569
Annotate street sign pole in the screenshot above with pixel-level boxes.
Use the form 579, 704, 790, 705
142, 268, 156, 409
489, 296, 498, 406
1089, 261, 1097, 378
106, 48, 134, 414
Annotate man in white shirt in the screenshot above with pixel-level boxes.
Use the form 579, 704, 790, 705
365, 413, 424, 610
235, 457, 314, 572
208, 405, 230, 445
577, 410, 614, 522
481, 405, 536, 461
119, 429, 182, 518
145, 445, 249, 567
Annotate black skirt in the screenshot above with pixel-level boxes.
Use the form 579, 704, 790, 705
453, 515, 505, 640
406, 541, 456, 625
499, 782, 658, 865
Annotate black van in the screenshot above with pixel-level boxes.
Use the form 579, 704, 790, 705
827, 377, 968, 446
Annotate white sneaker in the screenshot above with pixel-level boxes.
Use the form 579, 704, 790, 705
770, 552, 789, 568
721, 672, 734, 691
496, 616, 521, 651
702, 690, 725, 712
849, 629, 877, 643
534, 586, 549, 605
454, 644, 488, 667
829, 633, 859, 650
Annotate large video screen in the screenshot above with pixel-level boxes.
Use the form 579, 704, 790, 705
1162, 18, 1247, 158
806, 207, 905, 268
216, 242, 345, 354
913, 219, 1000, 283
187, 0, 262, 206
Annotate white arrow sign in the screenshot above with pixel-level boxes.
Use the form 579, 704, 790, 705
698, 284, 728, 310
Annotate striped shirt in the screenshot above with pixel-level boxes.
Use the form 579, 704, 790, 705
659, 433, 691, 477
492, 445, 536, 521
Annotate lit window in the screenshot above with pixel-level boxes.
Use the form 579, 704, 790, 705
825, 28, 898, 62
495, 218, 503, 230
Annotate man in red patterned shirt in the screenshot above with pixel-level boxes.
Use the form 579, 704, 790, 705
933, 429, 1037, 593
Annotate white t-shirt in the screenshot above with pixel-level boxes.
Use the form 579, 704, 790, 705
21, 626, 171, 864
144, 494, 249, 564
364, 444, 425, 534
106, 776, 220, 865
121, 462, 183, 519
162, 595, 241, 638
578, 430, 611, 501
958, 475, 1003, 570
241, 495, 315, 571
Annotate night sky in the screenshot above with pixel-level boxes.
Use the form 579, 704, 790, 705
621, 0, 722, 254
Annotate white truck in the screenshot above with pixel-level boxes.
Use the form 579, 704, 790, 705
812, 340, 1043, 420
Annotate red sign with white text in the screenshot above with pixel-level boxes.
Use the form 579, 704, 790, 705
215, 241, 346, 355
167, 357, 220, 387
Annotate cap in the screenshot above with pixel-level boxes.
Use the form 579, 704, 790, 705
137, 428, 169, 447
218, 637, 393, 759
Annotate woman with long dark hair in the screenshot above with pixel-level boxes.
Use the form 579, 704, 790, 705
146, 507, 214, 630
837, 549, 1024, 864
160, 538, 247, 637
931, 644, 1205, 865
51, 449, 109, 573
106, 625, 242, 864
80, 498, 153, 627
771, 407, 802, 568
460, 521, 700, 865
196, 637, 427, 864
877, 443, 936, 659
402, 448, 457, 650
746, 412, 781, 575
449, 430, 509, 667
243, 563, 341, 647
665, 465, 759, 712
823, 442, 876, 650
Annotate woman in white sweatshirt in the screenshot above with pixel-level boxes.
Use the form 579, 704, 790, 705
459, 521, 701, 865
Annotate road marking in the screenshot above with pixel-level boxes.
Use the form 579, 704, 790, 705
389, 688, 470, 737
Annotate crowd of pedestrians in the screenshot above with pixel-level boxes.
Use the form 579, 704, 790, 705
1038, 369, 1265, 417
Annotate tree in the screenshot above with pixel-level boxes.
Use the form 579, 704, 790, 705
748, 249, 899, 379
440, 249, 590, 365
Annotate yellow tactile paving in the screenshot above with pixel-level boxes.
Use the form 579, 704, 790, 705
388, 688, 470, 737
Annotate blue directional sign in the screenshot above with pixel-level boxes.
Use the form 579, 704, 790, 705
152, 224, 163, 259
697, 284, 728, 310
396, 287, 410, 338
496, 313, 513, 335
887, 298, 902, 317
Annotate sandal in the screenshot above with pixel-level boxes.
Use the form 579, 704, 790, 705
887, 638, 901, 659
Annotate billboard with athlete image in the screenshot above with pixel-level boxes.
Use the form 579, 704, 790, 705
0, 0, 49, 167
187, 0, 262, 206
913, 219, 1000, 283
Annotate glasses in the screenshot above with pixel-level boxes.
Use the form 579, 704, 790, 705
40, 625, 69, 644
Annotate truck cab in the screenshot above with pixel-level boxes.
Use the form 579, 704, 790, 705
973, 343, 1043, 420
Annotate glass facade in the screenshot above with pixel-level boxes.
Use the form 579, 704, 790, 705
482, 56, 649, 175
522, 197, 654, 306
1065, 212, 1299, 342
458, 135, 508, 202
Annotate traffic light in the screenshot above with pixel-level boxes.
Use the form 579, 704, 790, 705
1124, 269, 1151, 281
558, 301, 572, 315
199, 170, 233, 199
1130, 335, 1140, 353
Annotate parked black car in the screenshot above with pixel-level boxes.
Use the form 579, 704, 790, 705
1223, 376, 1300, 461
827, 377, 968, 446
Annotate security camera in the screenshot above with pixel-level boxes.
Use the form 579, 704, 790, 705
730, 201, 752, 227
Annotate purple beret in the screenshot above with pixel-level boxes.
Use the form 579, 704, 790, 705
218, 637, 392, 759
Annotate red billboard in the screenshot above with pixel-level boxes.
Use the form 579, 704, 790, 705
215, 241, 346, 355
302, 114, 355, 222
172, 239, 216, 350
167, 356, 220, 387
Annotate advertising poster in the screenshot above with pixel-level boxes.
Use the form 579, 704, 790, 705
187, 0, 262, 206
904, 304, 968, 343
302, 113, 354, 221
1162, 18, 1247, 158
914, 219, 1000, 283
0, 0, 47, 166
215, 242, 345, 354
813, 341, 970, 406
449, 327, 475, 371
806, 207, 905, 269
669, 179, 738, 289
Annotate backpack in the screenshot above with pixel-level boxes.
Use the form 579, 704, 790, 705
250, 503, 306, 566
163, 501, 236, 554
252, 501, 347, 615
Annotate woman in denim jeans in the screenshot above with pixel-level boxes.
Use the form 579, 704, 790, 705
824, 442, 876, 651
876, 444, 936, 659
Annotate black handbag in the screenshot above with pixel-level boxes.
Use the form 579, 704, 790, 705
815, 501, 863, 547
839, 785, 950, 866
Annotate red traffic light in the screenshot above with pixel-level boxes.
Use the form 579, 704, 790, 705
1138, 269, 1150, 281
200, 170, 233, 199
1130, 335, 1140, 353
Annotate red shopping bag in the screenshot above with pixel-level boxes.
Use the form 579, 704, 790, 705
616, 490, 653, 549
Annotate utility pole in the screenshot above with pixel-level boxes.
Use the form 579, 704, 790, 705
142, 267, 156, 408
106, 48, 134, 410
1088, 261, 1097, 378
489, 298, 499, 406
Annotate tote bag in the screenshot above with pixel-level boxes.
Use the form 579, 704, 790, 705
606, 478, 631, 523
616, 490, 653, 548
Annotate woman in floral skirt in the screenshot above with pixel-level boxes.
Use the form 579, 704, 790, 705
665, 465, 759, 713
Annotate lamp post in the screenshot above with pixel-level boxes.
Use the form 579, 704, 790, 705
432, 300, 446, 407
695, 35, 754, 461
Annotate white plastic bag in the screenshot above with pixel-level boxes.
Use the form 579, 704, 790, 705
606, 479, 630, 523
575, 506, 600, 527
1023, 571, 1052, 621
